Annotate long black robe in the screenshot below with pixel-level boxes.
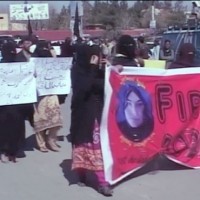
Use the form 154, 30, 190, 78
70, 44, 104, 145
0, 59, 27, 156
0, 105, 25, 156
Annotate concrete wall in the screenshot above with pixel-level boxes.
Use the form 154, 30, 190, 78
0, 14, 9, 30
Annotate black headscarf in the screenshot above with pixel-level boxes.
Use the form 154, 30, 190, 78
169, 43, 197, 69
1, 41, 17, 62
60, 38, 73, 57
116, 35, 137, 59
33, 41, 52, 57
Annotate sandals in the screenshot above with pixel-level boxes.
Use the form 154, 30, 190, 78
0, 154, 17, 163
8, 156, 17, 163
47, 141, 59, 152
0, 153, 9, 163
39, 147, 49, 153
54, 142, 61, 148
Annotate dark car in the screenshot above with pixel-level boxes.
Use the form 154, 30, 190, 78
161, 29, 200, 65
0, 35, 16, 50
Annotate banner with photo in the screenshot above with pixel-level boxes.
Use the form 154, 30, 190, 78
0, 61, 36, 106
101, 66, 200, 185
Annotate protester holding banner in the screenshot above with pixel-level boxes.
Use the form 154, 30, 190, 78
168, 43, 197, 69
0, 42, 25, 163
70, 42, 113, 196
112, 34, 143, 67
32, 41, 63, 152
101, 56, 200, 184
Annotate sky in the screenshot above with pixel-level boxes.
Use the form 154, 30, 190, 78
0, 1, 192, 13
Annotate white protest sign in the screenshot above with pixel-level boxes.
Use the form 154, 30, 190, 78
33, 57, 73, 96
0, 62, 37, 106
10, 3, 49, 20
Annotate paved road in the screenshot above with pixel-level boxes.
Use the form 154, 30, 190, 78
0, 94, 200, 200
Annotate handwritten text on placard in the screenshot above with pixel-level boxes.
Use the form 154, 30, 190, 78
0, 62, 37, 106
33, 57, 72, 96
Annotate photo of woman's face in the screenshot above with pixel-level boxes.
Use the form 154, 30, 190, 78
124, 91, 144, 128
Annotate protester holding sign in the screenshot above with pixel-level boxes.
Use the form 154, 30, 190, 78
15, 35, 35, 156
15, 35, 35, 126
32, 41, 63, 153
0, 42, 25, 163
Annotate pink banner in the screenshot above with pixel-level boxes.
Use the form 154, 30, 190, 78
101, 67, 200, 184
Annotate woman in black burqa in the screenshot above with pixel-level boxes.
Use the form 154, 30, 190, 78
70, 42, 113, 196
112, 34, 144, 67
168, 43, 197, 69
0, 42, 26, 162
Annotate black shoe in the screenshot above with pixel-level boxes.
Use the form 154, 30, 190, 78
98, 186, 113, 197
66, 134, 72, 143
77, 172, 86, 187
16, 151, 26, 158
0, 153, 9, 163
8, 156, 17, 163
77, 181, 86, 187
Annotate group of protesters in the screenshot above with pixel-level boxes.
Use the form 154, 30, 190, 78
0, 37, 65, 160
0, 32, 197, 196
136, 36, 197, 69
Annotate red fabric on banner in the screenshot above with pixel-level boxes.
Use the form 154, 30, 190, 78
108, 71, 200, 181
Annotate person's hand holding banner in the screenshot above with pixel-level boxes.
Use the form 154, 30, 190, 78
111, 65, 124, 73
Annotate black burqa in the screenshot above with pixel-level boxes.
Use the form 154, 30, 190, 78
0, 42, 26, 157
70, 43, 104, 145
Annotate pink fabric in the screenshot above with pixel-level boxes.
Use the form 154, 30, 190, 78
95, 171, 108, 186
72, 119, 108, 186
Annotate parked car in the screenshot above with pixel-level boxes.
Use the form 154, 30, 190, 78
0, 35, 15, 50
161, 29, 200, 65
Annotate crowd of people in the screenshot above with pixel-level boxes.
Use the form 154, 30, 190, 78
0, 33, 198, 196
